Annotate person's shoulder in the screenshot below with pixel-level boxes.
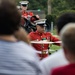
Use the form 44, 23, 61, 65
46, 32, 51, 34
29, 11, 33, 14
16, 41, 33, 51
51, 64, 71, 75
29, 31, 36, 34
29, 31, 36, 35
28, 11, 34, 14
18, 41, 34, 49
40, 49, 68, 68
41, 49, 63, 62
16, 41, 39, 58
51, 66, 65, 75
28, 32, 34, 35
45, 32, 52, 35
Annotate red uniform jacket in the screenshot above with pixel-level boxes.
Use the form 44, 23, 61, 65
20, 10, 34, 27
51, 63, 75, 75
28, 31, 60, 59
22, 11, 34, 19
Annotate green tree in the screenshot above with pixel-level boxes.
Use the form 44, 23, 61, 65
51, 0, 69, 15
16, 0, 75, 20
65, 0, 75, 10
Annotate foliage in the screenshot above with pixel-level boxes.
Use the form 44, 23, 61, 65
16, 0, 47, 11
51, 0, 69, 15
57, 10, 75, 18
65, 0, 75, 9
45, 14, 56, 26
16, 0, 75, 24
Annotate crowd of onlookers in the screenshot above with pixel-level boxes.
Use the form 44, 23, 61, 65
0, 0, 75, 75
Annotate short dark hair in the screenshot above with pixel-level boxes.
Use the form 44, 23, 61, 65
56, 12, 75, 34
22, 4, 28, 7
0, 0, 21, 35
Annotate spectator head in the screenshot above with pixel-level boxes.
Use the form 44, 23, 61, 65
0, 0, 21, 35
56, 12, 75, 34
60, 23, 75, 62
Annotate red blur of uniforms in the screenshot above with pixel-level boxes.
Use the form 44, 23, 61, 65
22, 11, 34, 19
51, 63, 75, 75
28, 31, 60, 59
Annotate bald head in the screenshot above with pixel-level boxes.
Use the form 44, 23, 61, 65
60, 23, 75, 54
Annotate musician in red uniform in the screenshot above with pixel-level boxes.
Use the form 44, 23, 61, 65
19, 1, 35, 33
28, 19, 60, 59
19, 1, 34, 20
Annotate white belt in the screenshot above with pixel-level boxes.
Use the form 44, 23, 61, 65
36, 50, 48, 54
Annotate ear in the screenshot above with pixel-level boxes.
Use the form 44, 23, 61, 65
62, 45, 71, 60
62, 46, 68, 55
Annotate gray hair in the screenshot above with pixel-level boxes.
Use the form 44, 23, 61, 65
60, 23, 75, 54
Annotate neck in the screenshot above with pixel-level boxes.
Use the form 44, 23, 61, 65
68, 54, 75, 64
0, 35, 17, 42
70, 59, 75, 64
37, 30, 44, 33
22, 10, 26, 12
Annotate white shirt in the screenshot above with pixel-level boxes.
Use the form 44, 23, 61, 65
40, 49, 69, 75
0, 40, 42, 75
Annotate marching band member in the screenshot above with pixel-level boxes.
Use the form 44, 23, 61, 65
19, 1, 37, 33
19, 1, 34, 20
28, 19, 60, 59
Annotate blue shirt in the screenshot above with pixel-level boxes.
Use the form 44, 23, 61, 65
0, 40, 42, 75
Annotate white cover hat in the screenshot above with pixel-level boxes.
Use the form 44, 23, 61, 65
34, 19, 47, 26
19, 1, 29, 5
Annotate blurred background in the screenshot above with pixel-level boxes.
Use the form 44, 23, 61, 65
16, 0, 75, 53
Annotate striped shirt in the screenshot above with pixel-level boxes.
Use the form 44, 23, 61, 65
0, 40, 42, 75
